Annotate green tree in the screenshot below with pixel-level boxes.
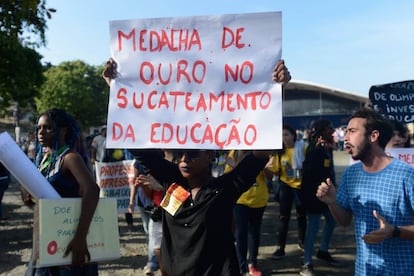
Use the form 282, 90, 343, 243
36, 60, 109, 129
0, 0, 55, 111
0, 39, 44, 109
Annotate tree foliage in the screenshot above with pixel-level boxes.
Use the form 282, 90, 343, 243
0, 0, 55, 110
0, 0, 55, 47
36, 60, 109, 129
0, 39, 44, 110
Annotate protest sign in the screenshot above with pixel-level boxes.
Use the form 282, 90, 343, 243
0, 131, 60, 199
369, 80, 414, 123
95, 159, 136, 213
33, 198, 120, 268
107, 11, 282, 149
386, 148, 414, 166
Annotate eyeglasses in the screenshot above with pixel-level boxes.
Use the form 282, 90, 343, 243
175, 149, 204, 160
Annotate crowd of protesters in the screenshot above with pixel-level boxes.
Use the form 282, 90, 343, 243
1, 57, 413, 276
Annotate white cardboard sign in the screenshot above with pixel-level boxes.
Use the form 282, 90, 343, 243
34, 198, 120, 267
107, 11, 283, 150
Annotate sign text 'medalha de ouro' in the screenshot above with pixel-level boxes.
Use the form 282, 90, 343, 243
106, 11, 283, 150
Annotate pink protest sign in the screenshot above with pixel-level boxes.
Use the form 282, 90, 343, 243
107, 11, 282, 149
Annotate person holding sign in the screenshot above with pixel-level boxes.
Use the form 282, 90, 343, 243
133, 149, 274, 276
317, 108, 414, 275
137, 69, 289, 276
104, 58, 290, 275
28, 109, 100, 275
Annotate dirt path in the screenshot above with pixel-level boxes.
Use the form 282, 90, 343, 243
0, 151, 355, 276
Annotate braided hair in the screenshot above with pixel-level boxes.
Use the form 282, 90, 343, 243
34, 109, 90, 169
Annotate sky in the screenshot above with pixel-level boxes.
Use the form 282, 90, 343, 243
38, 0, 414, 97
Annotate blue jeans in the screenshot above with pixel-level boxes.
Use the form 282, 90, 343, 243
138, 206, 159, 271
303, 209, 336, 265
277, 181, 306, 249
234, 204, 265, 273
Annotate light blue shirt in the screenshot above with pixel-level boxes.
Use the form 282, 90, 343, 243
337, 158, 414, 275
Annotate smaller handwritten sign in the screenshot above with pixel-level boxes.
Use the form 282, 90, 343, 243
34, 198, 120, 268
95, 160, 136, 213
369, 80, 414, 123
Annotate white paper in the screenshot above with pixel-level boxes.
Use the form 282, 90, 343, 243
107, 12, 283, 150
36, 198, 120, 267
0, 131, 60, 199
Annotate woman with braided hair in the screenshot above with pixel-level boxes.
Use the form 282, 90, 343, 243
27, 108, 100, 276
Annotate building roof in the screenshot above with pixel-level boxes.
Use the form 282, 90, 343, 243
285, 80, 368, 103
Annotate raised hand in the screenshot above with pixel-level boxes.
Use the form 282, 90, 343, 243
316, 178, 336, 204
102, 58, 118, 86
272, 59, 291, 84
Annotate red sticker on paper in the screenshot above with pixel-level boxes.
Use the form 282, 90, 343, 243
47, 240, 58, 255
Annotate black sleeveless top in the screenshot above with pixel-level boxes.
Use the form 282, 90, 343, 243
40, 147, 80, 198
